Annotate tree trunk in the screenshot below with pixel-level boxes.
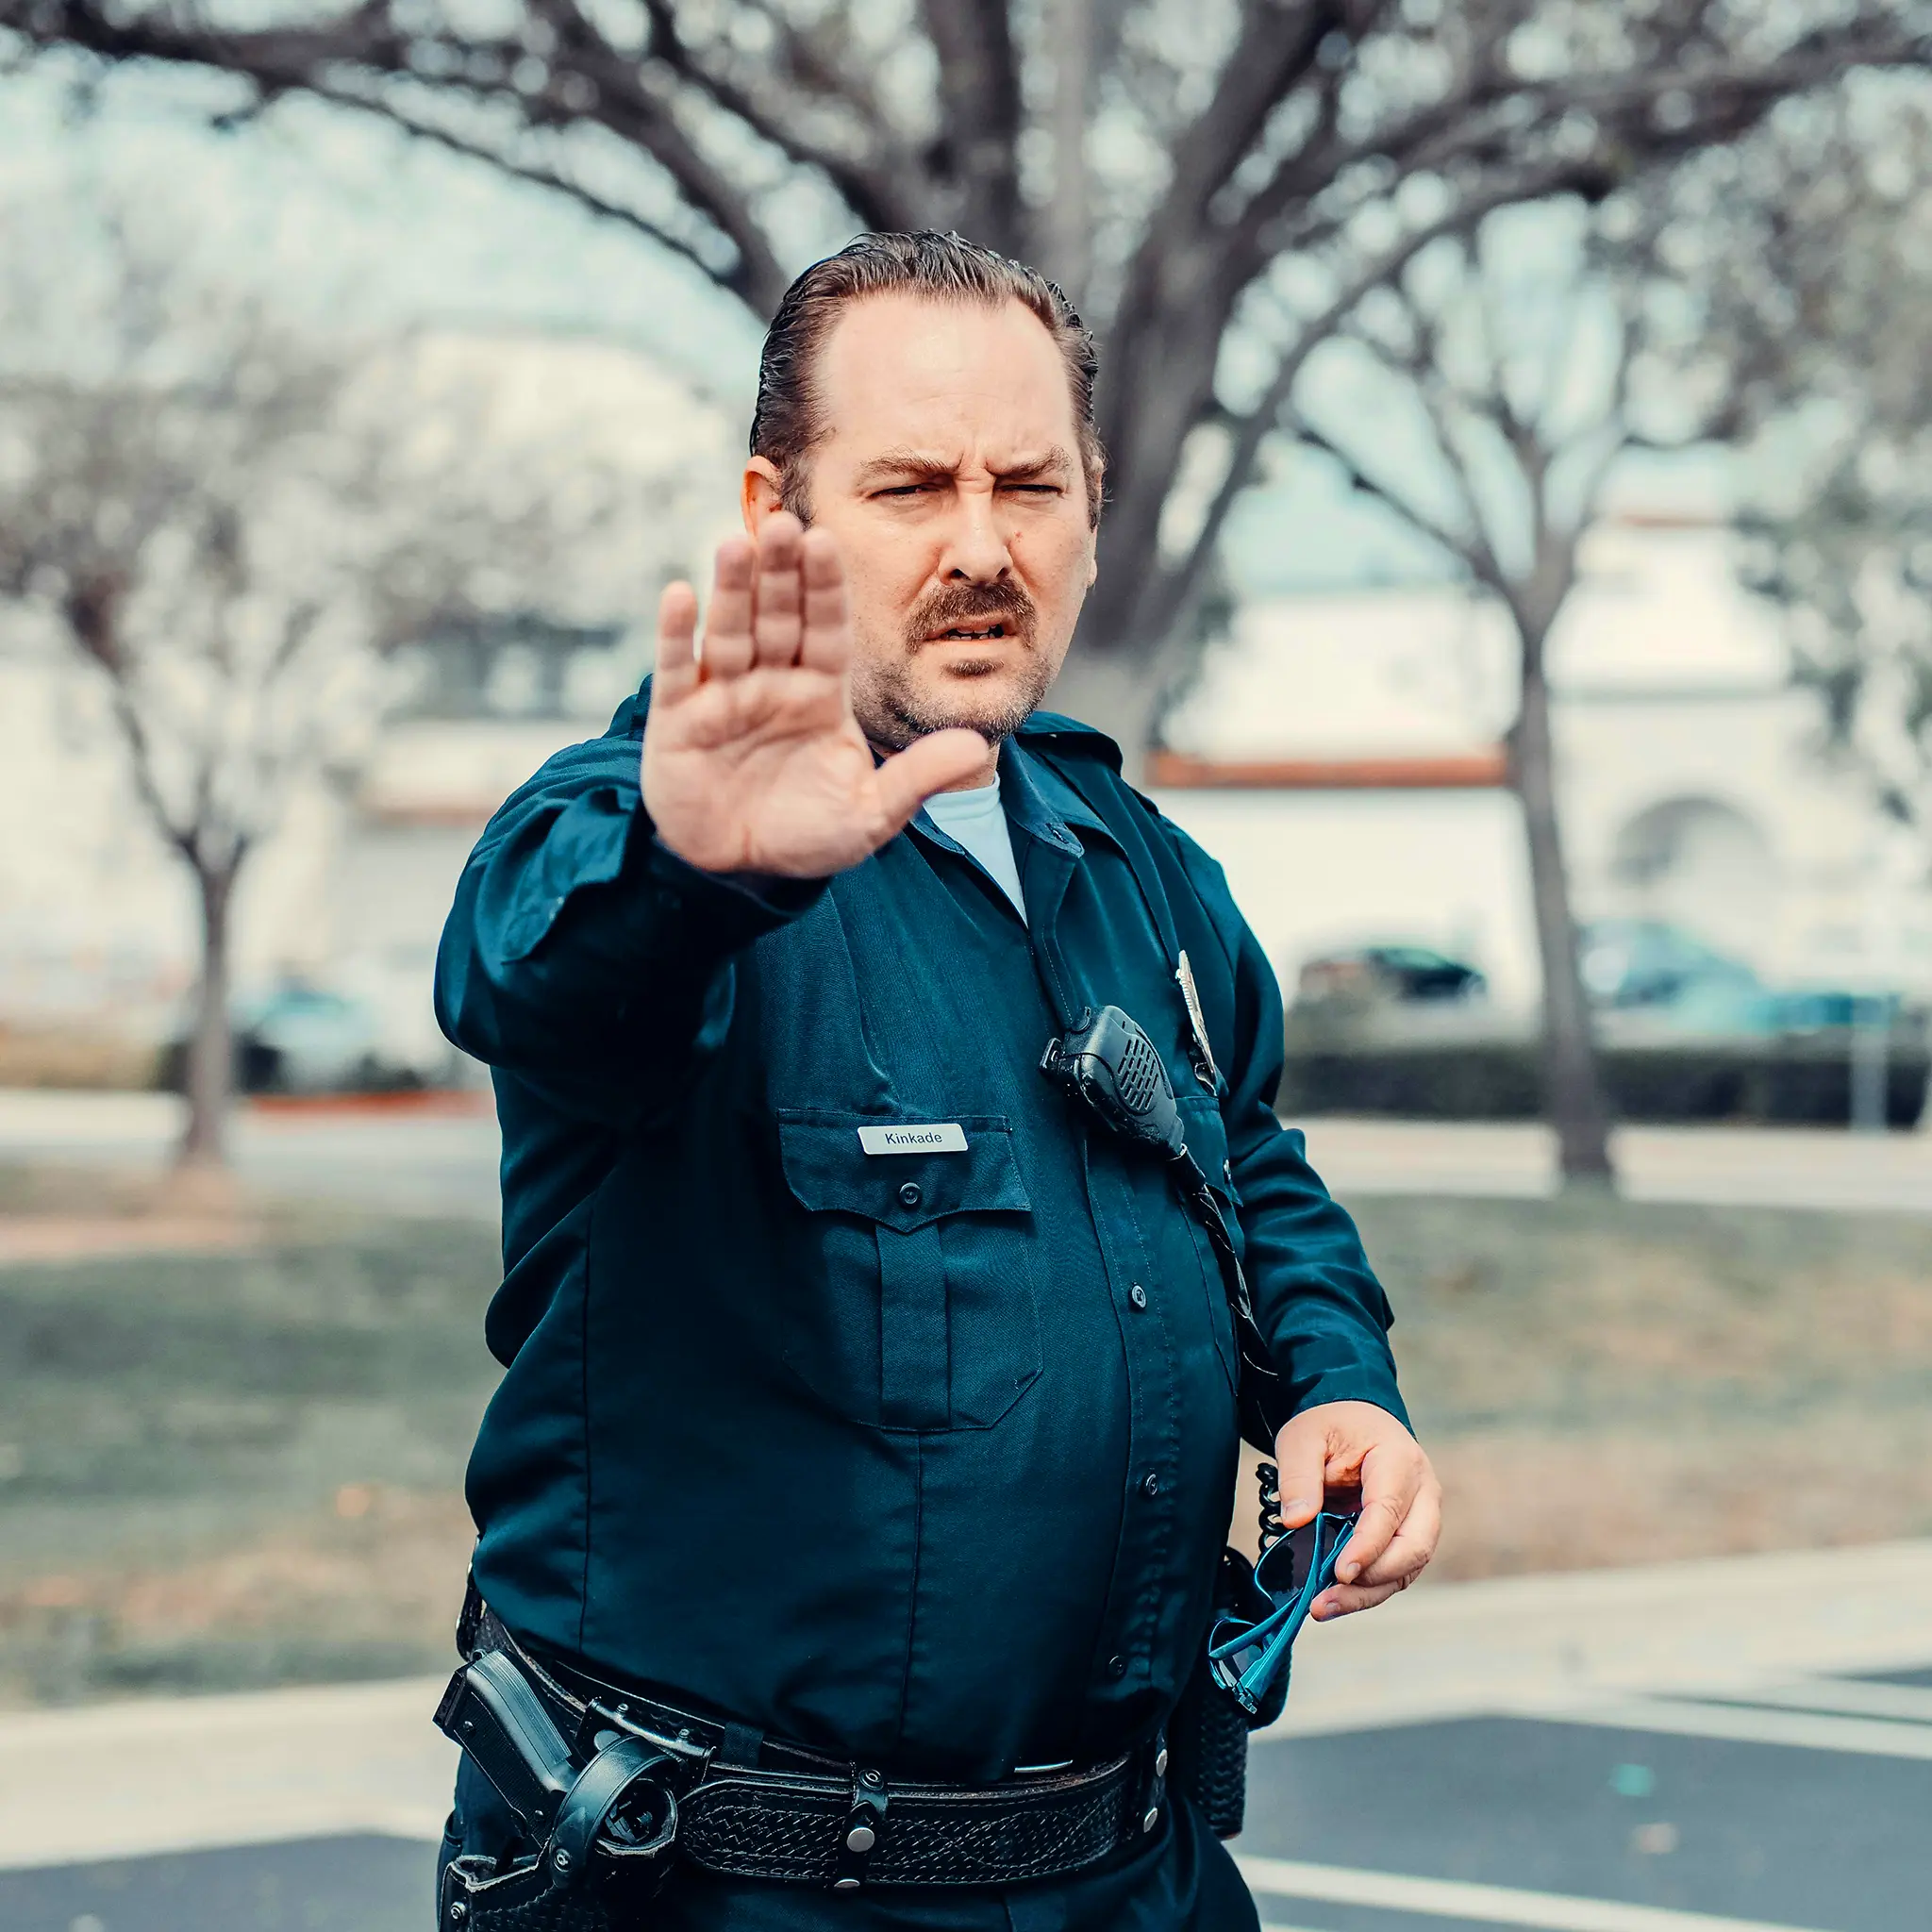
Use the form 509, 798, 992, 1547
1042, 637, 1174, 783
1509, 653, 1616, 1185
1082, 258, 1250, 682
1039, 0, 1092, 298
178, 858, 238, 1170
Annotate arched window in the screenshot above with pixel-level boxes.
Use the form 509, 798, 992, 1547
1609, 797, 1780, 963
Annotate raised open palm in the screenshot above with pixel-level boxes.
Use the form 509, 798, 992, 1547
643, 514, 987, 877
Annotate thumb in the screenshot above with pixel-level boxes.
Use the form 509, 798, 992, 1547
873, 730, 991, 831
1272, 1412, 1331, 1531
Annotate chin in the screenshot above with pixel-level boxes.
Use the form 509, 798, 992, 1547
858, 656, 1057, 751
922, 668, 1047, 738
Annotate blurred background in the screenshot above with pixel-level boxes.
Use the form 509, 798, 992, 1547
1, 3, 1931, 1929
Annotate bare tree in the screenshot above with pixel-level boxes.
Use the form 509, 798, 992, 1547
4, 0, 1924, 766
1691, 85, 1932, 832
0, 250, 667, 1169
1276, 194, 1737, 1181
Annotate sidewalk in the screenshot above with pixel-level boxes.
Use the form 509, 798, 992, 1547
2, 1091, 1928, 1217
4, 1540, 1928, 1874
1297, 1117, 1932, 1214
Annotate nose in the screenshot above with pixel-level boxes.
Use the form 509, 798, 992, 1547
938, 486, 1014, 586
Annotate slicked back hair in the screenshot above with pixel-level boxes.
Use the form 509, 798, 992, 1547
749, 230, 1105, 528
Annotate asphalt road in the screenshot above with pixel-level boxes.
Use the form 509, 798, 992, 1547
6, 1663, 1930, 1932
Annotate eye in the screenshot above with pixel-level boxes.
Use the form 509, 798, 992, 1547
1006, 482, 1062, 496
874, 482, 931, 499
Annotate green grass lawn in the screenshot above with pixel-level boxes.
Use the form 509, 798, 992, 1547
1352, 1191, 1932, 1577
0, 1177, 1927, 1705
0, 1211, 502, 1704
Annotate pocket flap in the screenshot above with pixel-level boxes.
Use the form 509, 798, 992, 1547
776, 1112, 1029, 1231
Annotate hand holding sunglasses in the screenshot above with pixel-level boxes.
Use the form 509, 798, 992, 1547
1206, 1504, 1359, 1719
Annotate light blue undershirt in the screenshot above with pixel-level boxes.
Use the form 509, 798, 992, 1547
922, 775, 1027, 924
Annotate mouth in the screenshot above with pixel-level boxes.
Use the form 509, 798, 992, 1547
929, 622, 1012, 643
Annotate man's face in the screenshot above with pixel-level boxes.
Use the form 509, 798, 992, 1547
747, 291, 1098, 752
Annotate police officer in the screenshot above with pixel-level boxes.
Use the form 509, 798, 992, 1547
434, 230, 1441, 1930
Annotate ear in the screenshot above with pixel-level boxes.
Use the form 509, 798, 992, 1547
742, 458, 785, 535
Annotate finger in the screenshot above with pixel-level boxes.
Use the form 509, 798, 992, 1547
1351, 1483, 1441, 1591
1310, 1576, 1406, 1620
873, 730, 991, 832
701, 536, 757, 678
752, 512, 805, 668
654, 581, 699, 698
1334, 1440, 1424, 1583
798, 526, 851, 674
1271, 1412, 1331, 1531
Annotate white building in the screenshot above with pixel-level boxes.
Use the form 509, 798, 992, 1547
0, 327, 740, 1077
1154, 518, 1931, 1014
3, 470, 1924, 1078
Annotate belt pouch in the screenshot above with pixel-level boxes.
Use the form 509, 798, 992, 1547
1168, 1549, 1291, 1839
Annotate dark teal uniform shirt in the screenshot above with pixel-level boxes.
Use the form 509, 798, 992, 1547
434, 688, 1406, 1923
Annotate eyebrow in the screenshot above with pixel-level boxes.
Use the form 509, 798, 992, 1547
853, 445, 1075, 490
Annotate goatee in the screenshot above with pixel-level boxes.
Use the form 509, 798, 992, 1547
858, 577, 1052, 750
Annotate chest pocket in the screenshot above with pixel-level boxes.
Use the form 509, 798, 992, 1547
1176, 1094, 1241, 1391
775, 1111, 1041, 1432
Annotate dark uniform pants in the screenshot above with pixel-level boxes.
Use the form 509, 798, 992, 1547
439, 1757, 1261, 1932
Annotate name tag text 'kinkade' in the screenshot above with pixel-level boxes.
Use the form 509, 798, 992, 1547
858, 1123, 969, 1156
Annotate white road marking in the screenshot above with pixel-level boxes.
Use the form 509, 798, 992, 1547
1508, 1691, 1932, 1760
1238, 1856, 1836, 1932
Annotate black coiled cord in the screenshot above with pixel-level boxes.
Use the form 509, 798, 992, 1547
1256, 1460, 1285, 1553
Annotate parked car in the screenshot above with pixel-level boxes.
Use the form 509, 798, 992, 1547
1296, 944, 1488, 1008
1576, 920, 1763, 1018
1284, 917, 1928, 1126
160, 979, 448, 1095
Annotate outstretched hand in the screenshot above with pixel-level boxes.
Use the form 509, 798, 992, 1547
1273, 1400, 1441, 1620
643, 514, 987, 877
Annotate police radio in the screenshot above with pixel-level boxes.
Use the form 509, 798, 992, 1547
1040, 1004, 1279, 1443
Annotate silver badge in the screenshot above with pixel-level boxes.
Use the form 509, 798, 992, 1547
1174, 951, 1220, 1093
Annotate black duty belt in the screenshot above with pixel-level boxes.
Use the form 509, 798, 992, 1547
440, 1591, 1169, 1904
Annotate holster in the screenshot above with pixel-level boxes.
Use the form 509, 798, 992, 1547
1165, 1549, 1291, 1840
434, 1649, 685, 1930
439, 1850, 619, 1932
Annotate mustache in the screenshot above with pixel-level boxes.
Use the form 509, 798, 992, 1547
907, 579, 1037, 645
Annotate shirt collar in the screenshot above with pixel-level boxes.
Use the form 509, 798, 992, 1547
998, 736, 1122, 858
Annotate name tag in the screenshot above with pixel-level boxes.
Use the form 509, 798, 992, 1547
858, 1123, 968, 1157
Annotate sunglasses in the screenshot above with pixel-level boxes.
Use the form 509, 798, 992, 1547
1207, 1510, 1359, 1717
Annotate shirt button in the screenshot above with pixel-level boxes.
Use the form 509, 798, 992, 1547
1108, 1655, 1127, 1679
897, 1181, 923, 1208
1127, 1284, 1148, 1310
1142, 1473, 1160, 1498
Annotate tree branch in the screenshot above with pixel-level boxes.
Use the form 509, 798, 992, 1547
1160, 165, 1588, 634
640, 0, 922, 234
1291, 413, 1497, 589
8, 0, 795, 313
308, 76, 753, 300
